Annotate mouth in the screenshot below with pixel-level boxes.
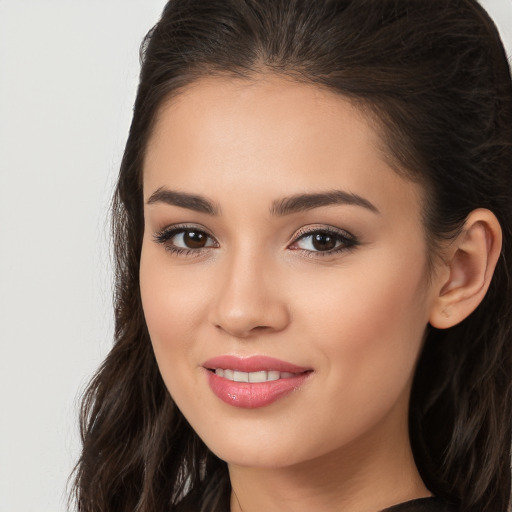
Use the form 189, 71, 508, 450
210, 368, 299, 382
202, 355, 313, 409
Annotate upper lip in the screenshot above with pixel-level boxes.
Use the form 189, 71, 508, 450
203, 355, 311, 373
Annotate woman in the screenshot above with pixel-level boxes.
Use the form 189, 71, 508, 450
72, 1, 512, 511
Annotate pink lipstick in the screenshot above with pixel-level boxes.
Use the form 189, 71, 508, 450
203, 355, 312, 409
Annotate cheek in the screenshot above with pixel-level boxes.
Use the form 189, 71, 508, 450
139, 244, 205, 387
300, 254, 430, 407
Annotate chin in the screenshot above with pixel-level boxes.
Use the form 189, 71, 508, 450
210, 442, 302, 469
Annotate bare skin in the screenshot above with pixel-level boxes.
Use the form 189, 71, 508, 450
139, 74, 501, 512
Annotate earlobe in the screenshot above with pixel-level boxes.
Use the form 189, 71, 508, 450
429, 209, 502, 329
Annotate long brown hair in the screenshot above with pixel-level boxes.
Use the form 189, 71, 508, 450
72, 1, 512, 511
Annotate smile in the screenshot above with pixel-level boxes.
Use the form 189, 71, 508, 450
203, 355, 313, 409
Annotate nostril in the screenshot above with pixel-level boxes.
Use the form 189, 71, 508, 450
214, 323, 272, 338
209, 298, 290, 338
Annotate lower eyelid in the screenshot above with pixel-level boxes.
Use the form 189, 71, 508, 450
164, 245, 208, 257
295, 247, 348, 259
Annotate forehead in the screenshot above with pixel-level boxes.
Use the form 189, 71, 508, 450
143, 75, 423, 217
145, 74, 380, 167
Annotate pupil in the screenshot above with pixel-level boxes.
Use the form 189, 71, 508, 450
312, 233, 336, 251
184, 231, 206, 248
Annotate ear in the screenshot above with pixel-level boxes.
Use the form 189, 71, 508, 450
429, 208, 502, 329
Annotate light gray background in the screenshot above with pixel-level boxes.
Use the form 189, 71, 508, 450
0, 1, 510, 511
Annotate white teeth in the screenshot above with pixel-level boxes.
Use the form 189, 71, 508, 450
213, 369, 297, 382
233, 370, 249, 382
248, 371, 267, 383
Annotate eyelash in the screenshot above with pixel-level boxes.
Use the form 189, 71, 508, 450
290, 226, 359, 257
153, 224, 359, 258
153, 224, 217, 258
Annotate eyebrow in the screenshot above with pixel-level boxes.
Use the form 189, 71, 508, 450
146, 187, 379, 216
146, 187, 220, 215
269, 190, 379, 216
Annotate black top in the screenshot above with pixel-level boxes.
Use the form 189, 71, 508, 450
382, 497, 457, 512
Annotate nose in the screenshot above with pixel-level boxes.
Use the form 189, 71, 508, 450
208, 251, 290, 339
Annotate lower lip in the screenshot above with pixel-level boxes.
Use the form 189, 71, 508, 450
205, 370, 311, 409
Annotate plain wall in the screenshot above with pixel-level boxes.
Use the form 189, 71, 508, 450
0, 1, 510, 510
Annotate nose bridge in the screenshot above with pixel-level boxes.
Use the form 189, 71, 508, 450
209, 240, 289, 337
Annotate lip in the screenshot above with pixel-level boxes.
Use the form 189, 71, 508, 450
203, 355, 313, 409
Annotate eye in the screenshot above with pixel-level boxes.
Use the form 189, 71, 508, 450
171, 230, 213, 249
289, 227, 358, 255
153, 225, 218, 255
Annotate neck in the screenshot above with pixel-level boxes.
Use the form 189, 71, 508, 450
228, 400, 429, 512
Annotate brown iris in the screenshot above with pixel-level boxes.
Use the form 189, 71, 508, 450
311, 232, 337, 251
183, 230, 208, 248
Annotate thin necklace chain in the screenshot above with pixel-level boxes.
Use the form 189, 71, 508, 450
232, 489, 244, 512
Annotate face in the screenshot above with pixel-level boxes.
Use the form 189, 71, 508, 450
140, 75, 439, 469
